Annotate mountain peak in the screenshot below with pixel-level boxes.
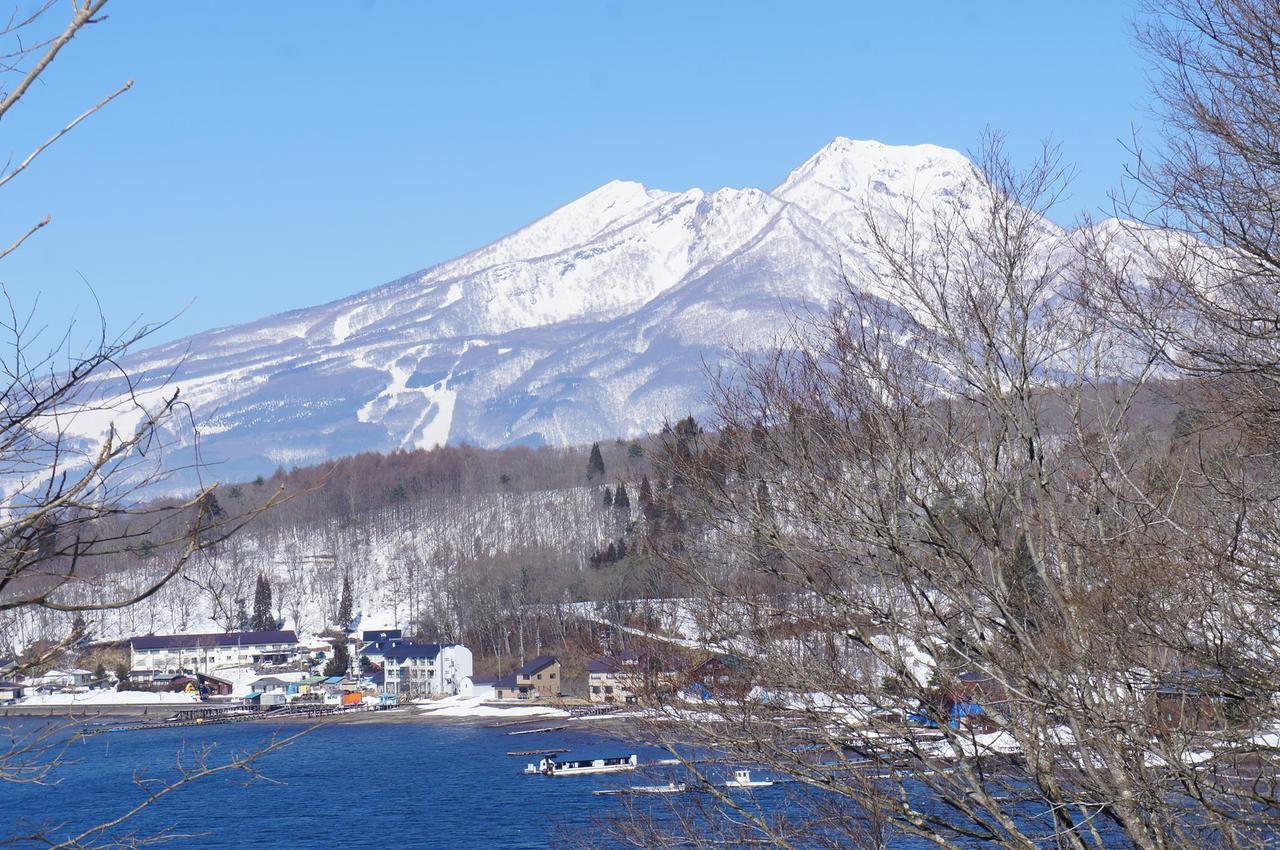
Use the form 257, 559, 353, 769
579, 178, 663, 204
776, 137, 974, 193
771, 138, 977, 232
91, 137, 1034, 490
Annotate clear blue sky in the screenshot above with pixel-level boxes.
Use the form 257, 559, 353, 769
0, 1, 1148, 347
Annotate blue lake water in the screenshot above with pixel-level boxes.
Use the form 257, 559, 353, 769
1, 716, 1151, 849
0, 716, 671, 849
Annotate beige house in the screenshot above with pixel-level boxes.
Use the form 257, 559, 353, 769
588, 651, 677, 704
495, 655, 560, 700
588, 653, 641, 704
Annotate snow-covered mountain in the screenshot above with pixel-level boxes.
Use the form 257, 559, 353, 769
87, 139, 983, 487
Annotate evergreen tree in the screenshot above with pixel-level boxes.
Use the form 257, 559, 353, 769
93, 662, 106, 681
324, 640, 350, 677
603, 486, 614, 508
251, 574, 275, 631
70, 614, 88, 644
1005, 532, 1048, 631
614, 483, 631, 511
639, 475, 656, 521
336, 572, 354, 628
251, 574, 264, 627
586, 443, 606, 481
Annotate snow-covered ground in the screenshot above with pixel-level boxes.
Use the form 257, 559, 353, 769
18, 690, 199, 707
414, 694, 568, 720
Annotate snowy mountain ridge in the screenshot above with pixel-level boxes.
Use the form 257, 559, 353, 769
77, 139, 1000, 487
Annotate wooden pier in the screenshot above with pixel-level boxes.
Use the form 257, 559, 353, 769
506, 724, 568, 736
76, 703, 377, 736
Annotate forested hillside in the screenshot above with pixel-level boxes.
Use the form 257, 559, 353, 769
0, 433, 685, 668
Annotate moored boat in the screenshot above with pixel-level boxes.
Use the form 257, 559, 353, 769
524, 754, 639, 776
724, 769, 774, 788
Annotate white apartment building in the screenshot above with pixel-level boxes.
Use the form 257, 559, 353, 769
129, 630, 300, 675
381, 642, 473, 699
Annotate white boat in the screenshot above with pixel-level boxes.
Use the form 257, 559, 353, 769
525, 754, 639, 776
724, 769, 774, 788
593, 782, 687, 796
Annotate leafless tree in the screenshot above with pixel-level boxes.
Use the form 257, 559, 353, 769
0, 3, 293, 846
580, 131, 1280, 850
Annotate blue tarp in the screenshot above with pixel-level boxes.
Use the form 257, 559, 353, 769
908, 702, 985, 729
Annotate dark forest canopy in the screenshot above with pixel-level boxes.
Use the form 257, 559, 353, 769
186, 436, 659, 525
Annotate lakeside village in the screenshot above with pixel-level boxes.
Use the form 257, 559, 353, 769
0, 618, 1247, 735
0, 622, 789, 783
0, 625, 690, 721
0, 617, 1250, 785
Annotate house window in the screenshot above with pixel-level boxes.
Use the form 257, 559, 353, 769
550, 672, 556, 679
536, 673, 542, 680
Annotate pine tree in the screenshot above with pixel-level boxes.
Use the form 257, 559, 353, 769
264, 577, 274, 627
614, 483, 631, 511
587, 442, 606, 482
252, 574, 275, 631
336, 573, 354, 628
93, 662, 106, 681
70, 614, 88, 644
603, 486, 614, 508
324, 639, 350, 677
251, 575, 263, 627
639, 475, 656, 521
1005, 533, 1048, 631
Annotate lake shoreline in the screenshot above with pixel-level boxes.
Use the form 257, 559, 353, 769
0, 702, 628, 734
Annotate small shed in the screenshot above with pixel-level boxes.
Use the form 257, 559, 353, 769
458, 675, 496, 700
